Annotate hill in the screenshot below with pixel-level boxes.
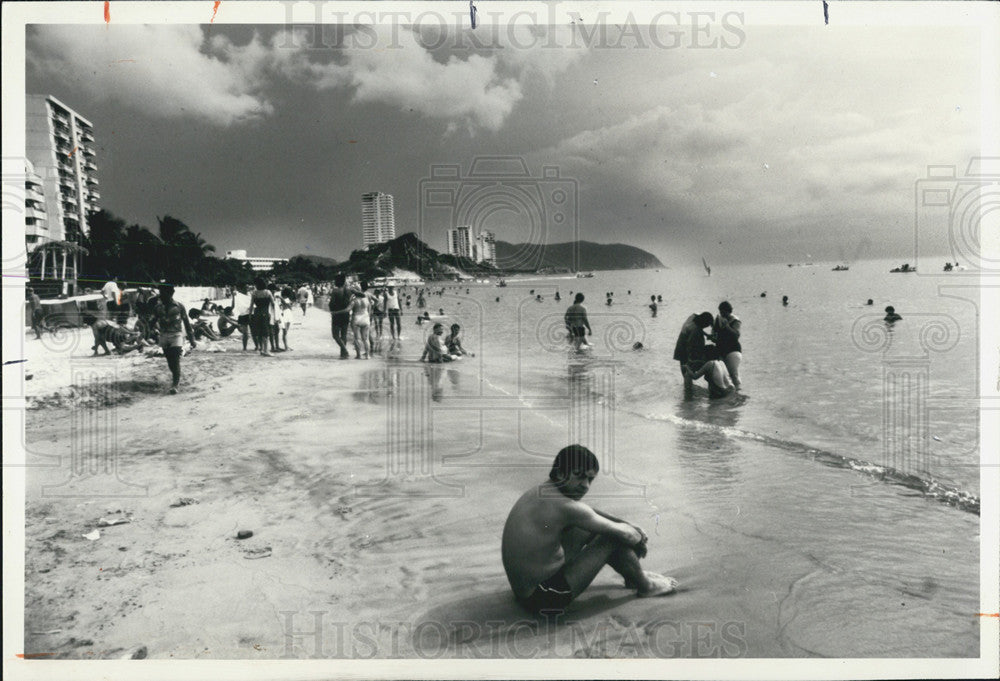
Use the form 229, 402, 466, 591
293, 254, 338, 266
494, 240, 663, 272
337, 233, 497, 280
332, 234, 663, 280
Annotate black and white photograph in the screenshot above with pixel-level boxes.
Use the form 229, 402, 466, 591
2, 1, 998, 679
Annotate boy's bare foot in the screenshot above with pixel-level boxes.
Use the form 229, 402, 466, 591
636, 572, 678, 597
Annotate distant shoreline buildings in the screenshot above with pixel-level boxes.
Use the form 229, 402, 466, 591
224, 250, 288, 272
447, 225, 496, 266
361, 192, 396, 248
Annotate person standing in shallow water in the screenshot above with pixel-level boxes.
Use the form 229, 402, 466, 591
153, 283, 196, 394
564, 293, 592, 352
712, 301, 742, 390
673, 311, 714, 392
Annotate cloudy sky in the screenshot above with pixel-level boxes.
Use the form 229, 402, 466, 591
22, 5, 989, 265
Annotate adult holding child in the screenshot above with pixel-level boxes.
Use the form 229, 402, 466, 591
673, 311, 714, 392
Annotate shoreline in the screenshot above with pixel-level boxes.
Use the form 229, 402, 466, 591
20, 305, 980, 659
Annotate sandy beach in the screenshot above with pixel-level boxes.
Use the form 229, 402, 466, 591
17, 308, 786, 660
16, 294, 981, 662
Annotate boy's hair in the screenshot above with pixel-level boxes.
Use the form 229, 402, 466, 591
549, 445, 599, 483
718, 300, 733, 314
223, 306, 233, 314
432, 323, 444, 332
334, 274, 346, 286
450, 323, 460, 332
188, 308, 201, 319
574, 293, 585, 304
253, 276, 266, 289
695, 311, 714, 327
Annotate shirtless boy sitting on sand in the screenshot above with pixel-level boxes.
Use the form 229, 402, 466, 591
502, 445, 677, 614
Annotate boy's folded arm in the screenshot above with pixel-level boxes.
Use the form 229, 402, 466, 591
563, 502, 640, 545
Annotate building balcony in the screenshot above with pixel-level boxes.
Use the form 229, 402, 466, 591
88, 189, 101, 200
84, 161, 97, 172
82, 146, 95, 158
86, 176, 99, 186
26, 205, 47, 220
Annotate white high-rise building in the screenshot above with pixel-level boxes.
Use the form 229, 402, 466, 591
476, 230, 496, 266
447, 225, 474, 260
26, 95, 100, 249
361, 192, 396, 247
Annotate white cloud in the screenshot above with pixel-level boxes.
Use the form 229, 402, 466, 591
29, 24, 585, 133
29, 25, 273, 125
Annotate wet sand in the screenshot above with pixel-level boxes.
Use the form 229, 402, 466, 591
18, 308, 978, 660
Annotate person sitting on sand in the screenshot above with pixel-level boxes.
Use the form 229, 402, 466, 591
501, 444, 677, 615
83, 314, 146, 355
217, 306, 240, 338
188, 308, 220, 341
683, 359, 736, 399
421, 323, 460, 363
444, 323, 474, 357
884, 306, 902, 324
564, 293, 592, 352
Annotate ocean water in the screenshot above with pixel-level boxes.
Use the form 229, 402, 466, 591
435, 258, 981, 504
296, 258, 984, 657
390, 258, 981, 656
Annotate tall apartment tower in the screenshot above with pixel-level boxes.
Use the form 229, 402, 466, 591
447, 225, 474, 259
361, 192, 396, 247
24, 159, 49, 248
26, 95, 100, 249
476, 230, 496, 266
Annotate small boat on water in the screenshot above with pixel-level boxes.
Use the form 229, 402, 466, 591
890, 263, 917, 273
496, 278, 507, 287
943, 262, 966, 272
576, 272, 594, 278
832, 264, 849, 271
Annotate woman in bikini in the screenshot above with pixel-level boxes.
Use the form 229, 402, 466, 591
349, 284, 371, 359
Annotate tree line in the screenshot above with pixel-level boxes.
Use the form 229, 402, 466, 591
78, 210, 338, 287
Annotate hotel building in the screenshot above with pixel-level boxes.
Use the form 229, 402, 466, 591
224, 250, 289, 272
447, 225, 474, 260
361, 192, 396, 247
26, 94, 100, 249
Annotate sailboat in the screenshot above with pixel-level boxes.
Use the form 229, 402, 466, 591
702, 257, 711, 276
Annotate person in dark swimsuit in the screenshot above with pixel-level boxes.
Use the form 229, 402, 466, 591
328, 274, 352, 359
250, 277, 275, 357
